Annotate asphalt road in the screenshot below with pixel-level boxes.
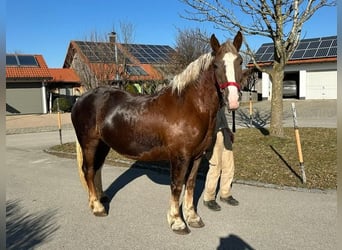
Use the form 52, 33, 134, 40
6, 129, 337, 249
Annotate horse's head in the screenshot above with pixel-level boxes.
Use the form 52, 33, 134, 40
210, 31, 244, 111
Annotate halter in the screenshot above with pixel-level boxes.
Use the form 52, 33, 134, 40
218, 81, 241, 133
219, 81, 241, 91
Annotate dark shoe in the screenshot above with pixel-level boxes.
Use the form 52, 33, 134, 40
220, 196, 239, 206
203, 200, 221, 211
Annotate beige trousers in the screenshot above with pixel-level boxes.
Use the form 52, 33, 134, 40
203, 131, 235, 201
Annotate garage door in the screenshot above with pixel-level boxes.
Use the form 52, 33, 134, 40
6, 82, 44, 114
306, 70, 337, 99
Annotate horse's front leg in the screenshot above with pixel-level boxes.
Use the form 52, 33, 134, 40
183, 158, 205, 228
167, 157, 190, 234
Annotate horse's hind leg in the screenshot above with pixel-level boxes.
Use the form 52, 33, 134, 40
82, 139, 110, 216
167, 157, 190, 234
183, 158, 204, 228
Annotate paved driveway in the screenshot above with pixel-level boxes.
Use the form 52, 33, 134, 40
6, 130, 337, 249
230, 99, 337, 129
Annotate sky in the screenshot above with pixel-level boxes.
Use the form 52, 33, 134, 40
6, 0, 337, 68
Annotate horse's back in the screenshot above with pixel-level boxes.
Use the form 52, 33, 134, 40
71, 87, 128, 137
72, 86, 127, 115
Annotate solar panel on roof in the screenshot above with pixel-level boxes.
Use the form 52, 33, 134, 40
319, 40, 332, 48
123, 44, 173, 64
291, 50, 305, 59
255, 46, 267, 54
308, 41, 320, 49
264, 46, 273, 53
297, 42, 309, 50
75, 40, 174, 65
126, 65, 148, 76
6, 55, 39, 66
18, 55, 38, 66
6, 55, 18, 65
328, 47, 337, 56
260, 53, 273, 61
254, 35, 336, 63
303, 49, 316, 58
315, 48, 329, 57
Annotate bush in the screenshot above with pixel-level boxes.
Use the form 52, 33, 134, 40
52, 97, 72, 112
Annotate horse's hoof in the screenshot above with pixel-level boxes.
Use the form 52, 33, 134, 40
93, 210, 108, 217
172, 226, 191, 235
188, 219, 205, 228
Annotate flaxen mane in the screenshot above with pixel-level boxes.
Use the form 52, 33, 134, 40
170, 52, 214, 95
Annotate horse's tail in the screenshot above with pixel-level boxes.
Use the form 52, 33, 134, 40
76, 137, 88, 191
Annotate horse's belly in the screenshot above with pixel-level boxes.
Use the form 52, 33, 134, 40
101, 129, 168, 161
110, 142, 168, 161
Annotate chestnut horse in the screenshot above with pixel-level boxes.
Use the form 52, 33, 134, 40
71, 31, 244, 234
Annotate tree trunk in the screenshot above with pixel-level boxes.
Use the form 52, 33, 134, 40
269, 62, 285, 137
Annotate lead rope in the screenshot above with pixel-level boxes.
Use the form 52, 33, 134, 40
232, 110, 236, 133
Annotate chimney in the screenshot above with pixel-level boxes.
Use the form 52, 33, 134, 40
109, 32, 116, 43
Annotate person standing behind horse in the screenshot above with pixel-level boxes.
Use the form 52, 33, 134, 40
203, 106, 239, 211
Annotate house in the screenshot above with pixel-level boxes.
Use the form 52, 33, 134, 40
62, 32, 177, 92
6, 54, 81, 114
248, 35, 337, 100
6, 54, 52, 114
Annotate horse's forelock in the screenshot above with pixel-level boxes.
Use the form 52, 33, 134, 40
220, 41, 238, 56
171, 53, 214, 94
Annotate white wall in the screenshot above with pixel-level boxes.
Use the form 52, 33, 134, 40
260, 61, 337, 99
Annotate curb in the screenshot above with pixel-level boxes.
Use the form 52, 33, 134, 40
6, 125, 74, 135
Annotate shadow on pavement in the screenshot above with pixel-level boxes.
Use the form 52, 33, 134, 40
217, 234, 255, 250
6, 199, 60, 250
104, 161, 207, 215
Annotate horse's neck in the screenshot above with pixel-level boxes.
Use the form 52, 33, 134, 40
188, 68, 220, 114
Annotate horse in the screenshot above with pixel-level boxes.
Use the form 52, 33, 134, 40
71, 31, 244, 235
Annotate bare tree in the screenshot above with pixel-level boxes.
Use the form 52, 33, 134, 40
180, 0, 336, 137
119, 21, 136, 44
116, 21, 136, 84
172, 27, 211, 73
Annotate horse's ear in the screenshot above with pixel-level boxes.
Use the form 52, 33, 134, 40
210, 34, 220, 54
233, 31, 243, 52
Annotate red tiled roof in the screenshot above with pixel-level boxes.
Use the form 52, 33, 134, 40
49, 68, 81, 83
6, 55, 52, 80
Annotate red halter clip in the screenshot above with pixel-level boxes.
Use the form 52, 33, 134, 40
219, 82, 241, 91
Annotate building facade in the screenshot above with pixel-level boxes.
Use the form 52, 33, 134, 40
249, 35, 337, 100
6, 54, 81, 114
